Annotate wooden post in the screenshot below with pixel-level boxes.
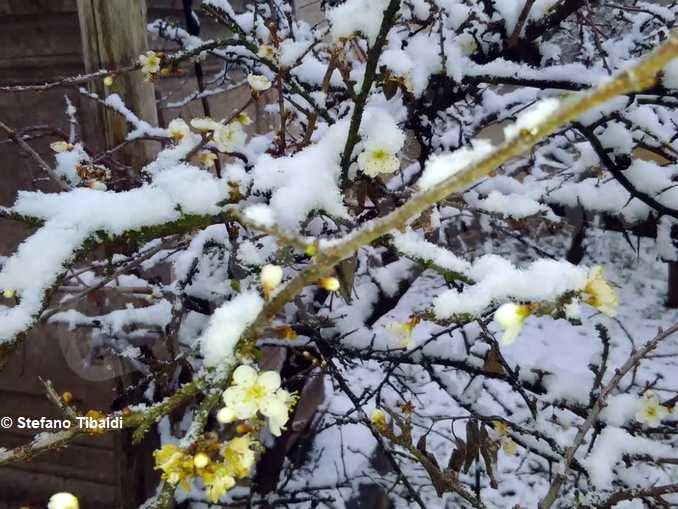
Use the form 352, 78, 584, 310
667, 223, 678, 309
669, 261, 678, 309
76, 0, 158, 168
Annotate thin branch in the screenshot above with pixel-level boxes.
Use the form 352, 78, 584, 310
508, 0, 537, 48
339, 0, 402, 187
575, 122, 678, 220
0, 120, 71, 191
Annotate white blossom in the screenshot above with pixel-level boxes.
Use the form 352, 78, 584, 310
494, 303, 531, 345
358, 147, 400, 177
167, 118, 191, 143
139, 50, 161, 75
213, 123, 247, 153
247, 74, 272, 92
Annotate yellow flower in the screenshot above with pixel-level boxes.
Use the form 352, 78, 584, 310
50, 141, 73, 153
260, 389, 297, 436
493, 420, 509, 437
370, 409, 387, 430
2, 288, 15, 299
191, 117, 219, 132
247, 73, 272, 92
48, 493, 79, 509
83, 409, 107, 435
494, 303, 531, 345
222, 365, 282, 420
153, 443, 192, 489
257, 45, 279, 61
202, 464, 236, 503
213, 122, 247, 153
636, 391, 669, 426
501, 437, 518, 456
236, 112, 252, 126
357, 147, 400, 177
583, 266, 618, 316
139, 50, 161, 75
168, 118, 191, 143
199, 150, 218, 167
260, 264, 283, 299
103, 75, 114, 87
221, 365, 296, 436
385, 317, 420, 348
319, 277, 340, 292
221, 435, 256, 478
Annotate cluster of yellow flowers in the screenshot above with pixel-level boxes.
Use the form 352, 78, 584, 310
49, 140, 111, 190
153, 435, 257, 503
217, 365, 298, 437
163, 113, 253, 166
495, 265, 619, 345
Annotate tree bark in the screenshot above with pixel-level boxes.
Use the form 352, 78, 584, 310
77, 0, 158, 168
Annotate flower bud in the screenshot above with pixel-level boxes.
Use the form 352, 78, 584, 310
216, 407, 236, 424
193, 452, 210, 469
319, 277, 340, 292
48, 492, 79, 509
370, 409, 387, 430
261, 264, 283, 293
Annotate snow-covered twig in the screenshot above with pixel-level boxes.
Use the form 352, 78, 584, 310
539, 322, 678, 509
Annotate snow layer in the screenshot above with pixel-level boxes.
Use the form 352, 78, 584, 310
327, 0, 390, 45
199, 292, 263, 367
434, 256, 589, 318
0, 165, 230, 343
251, 121, 349, 229
583, 427, 678, 489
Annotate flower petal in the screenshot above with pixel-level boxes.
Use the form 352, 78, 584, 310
258, 370, 281, 392
232, 365, 258, 387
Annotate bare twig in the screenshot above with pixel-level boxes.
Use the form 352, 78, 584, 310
0, 120, 71, 191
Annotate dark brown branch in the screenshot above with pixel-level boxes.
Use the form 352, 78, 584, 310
575, 122, 678, 220
339, 0, 401, 188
